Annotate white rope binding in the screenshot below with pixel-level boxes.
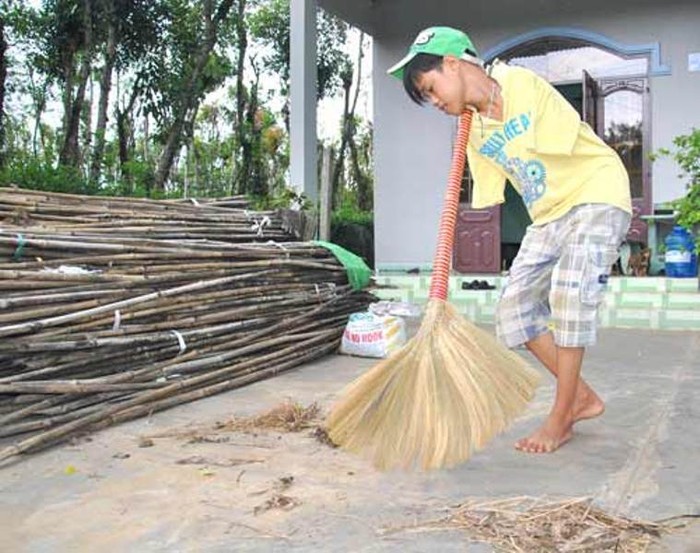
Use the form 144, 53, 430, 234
112, 310, 121, 331
170, 330, 187, 355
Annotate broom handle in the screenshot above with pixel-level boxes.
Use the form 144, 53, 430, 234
428, 111, 474, 301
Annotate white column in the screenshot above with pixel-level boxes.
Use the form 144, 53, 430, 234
290, 0, 317, 202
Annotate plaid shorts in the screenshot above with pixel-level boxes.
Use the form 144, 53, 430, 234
496, 204, 631, 348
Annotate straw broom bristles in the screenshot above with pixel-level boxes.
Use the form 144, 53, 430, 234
327, 112, 541, 470
327, 300, 539, 470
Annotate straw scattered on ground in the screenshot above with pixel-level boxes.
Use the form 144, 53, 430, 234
253, 493, 301, 516
311, 426, 338, 448
221, 401, 322, 433
144, 402, 329, 446
252, 475, 300, 515
380, 496, 685, 552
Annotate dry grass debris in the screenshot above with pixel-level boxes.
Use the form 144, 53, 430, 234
222, 401, 322, 433
382, 496, 679, 552
252, 476, 300, 515
311, 426, 338, 448
253, 494, 300, 516
145, 402, 331, 446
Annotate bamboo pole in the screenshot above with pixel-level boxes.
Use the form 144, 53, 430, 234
0, 331, 340, 461
0, 270, 277, 337
0, 188, 376, 463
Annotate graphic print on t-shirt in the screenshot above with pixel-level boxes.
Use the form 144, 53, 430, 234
477, 111, 548, 208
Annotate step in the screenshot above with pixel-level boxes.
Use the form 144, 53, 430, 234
372, 275, 700, 331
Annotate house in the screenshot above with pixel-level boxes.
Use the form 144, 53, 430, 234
291, 0, 700, 275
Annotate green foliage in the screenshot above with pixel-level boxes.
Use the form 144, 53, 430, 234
249, 187, 310, 211
330, 205, 374, 268
332, 204, 373, 226
136, 1, 230, 129
657, 128, 700, 251
0, 157, 95, 195
109, 160, 157, 196
316, 9, 351, 100
605, 121, 642, 145
0, 0, 372, 220
249, 0, 350, 100
248, 0, 289, 90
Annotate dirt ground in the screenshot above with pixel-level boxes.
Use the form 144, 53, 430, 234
1, 354, 450, 552
2, 326, 700, 552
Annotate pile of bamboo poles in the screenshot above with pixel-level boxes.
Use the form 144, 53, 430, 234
0, 187, 290, 242
0, 191, 374, 463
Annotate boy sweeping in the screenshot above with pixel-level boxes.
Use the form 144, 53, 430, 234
388, 26, 632, 453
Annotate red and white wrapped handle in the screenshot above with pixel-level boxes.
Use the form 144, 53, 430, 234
428, 111, 474, 301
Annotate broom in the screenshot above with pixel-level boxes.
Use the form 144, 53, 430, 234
326, 111, 541, 470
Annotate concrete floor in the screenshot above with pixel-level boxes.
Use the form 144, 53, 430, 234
1, 325, 699, 552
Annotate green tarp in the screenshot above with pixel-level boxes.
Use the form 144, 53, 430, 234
313, 241, 372, 291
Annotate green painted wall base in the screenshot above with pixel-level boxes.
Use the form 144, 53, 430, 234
373, 275, 700, 331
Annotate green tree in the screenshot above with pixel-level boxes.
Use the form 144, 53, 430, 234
653, 129, 700, 251
152, 0, 236, 192
249, 0, 374, 213
348, 117, 373, 212
668, 129, 700, 249
111, 2, 165, 193
51, 0, 94, 168
89, 0, 118, 184
3, 3, 54, 161
12, 0, 95, 170
0, 0, 370, 209
249, 0, 350, 129
232, 0, 251, 194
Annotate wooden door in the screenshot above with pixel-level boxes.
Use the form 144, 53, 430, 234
454, 204, 501, 274
587, 75, 651, 243
582, 69, 601, 130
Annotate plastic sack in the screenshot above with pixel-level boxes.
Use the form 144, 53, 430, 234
340, 312, 407, 359
368, 300, 422, 318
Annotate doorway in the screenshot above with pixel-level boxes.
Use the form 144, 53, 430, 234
454, 39, 652, 274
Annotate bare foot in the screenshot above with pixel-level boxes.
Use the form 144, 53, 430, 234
515, 415, 573, 454
573, 387, 605, 423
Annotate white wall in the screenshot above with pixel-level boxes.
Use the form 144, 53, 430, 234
643, 6, 700, 204
373, 2, 700, 269
374, 40, 455, 269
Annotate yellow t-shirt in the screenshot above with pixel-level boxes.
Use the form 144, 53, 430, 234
467, 62, 632, 225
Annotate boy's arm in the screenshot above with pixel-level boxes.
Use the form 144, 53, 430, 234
468, 144, 506, 209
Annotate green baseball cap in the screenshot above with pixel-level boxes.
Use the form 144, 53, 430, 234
387, 26, 481, 80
